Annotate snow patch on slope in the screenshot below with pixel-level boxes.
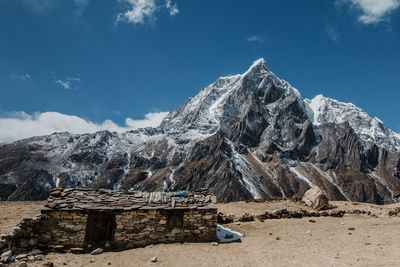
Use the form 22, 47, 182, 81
370, 171, 395, 201
310, 163, 351, 201
225, 139, 267, 199
249, 150, 286, 198
289, 166, 314, 188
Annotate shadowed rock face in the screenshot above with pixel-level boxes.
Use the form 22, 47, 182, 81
0, 59, 399, 203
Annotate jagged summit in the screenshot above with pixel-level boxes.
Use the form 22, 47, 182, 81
305, 94, 400, 153
244, 58, 269, 74
159, 58, 301, 135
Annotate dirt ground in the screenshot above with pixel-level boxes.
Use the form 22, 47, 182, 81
0, 201, 44, 235
2, 200, 400, 267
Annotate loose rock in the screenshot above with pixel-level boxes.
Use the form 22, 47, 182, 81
238, 212, 254, 222
34, 255, 43, 261
70, 247, 84, 253
151, 257, 158, 263
90, 248, 104, 255
0, 250, 12, 263
15, 254, 28, 261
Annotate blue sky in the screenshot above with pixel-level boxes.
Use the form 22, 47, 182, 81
0, 0, 399, 142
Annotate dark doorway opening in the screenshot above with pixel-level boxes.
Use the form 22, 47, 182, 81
84, 212, 115, 249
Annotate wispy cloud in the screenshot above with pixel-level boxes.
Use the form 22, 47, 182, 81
336, 0, 400, 24
0, 111, 169, 143
117, 0, 156, 24
74, 0, 90, 18
20, 0, 90, 17
20, 0, 57, 14
246, 35, 264, 43
55, 77, 81, 90
116, 0, 179, 25
165, 0, 179, 16
326, 27, 339, 42
10, 73, 31, 81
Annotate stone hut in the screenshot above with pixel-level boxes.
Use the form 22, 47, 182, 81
0, 188, 218, 253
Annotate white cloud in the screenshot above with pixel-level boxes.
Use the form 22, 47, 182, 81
55, 80, 70, 89
55, 77, 81, 90
125, 111, 168, 128
0, 111, 169, 143
116, 0, 179, 25
165, 0, 179, 16
22, 73, 31, 80
337, 0, 400, 24
117, 0, 157, 24
246, 35, 264, 43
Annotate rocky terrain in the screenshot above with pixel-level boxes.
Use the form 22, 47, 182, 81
1, 59, 399, 203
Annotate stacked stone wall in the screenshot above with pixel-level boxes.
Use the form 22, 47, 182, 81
113, 208, 217, 249
1, 207, 217, 253
38, 211, 88, 249
0, 216, 41, 254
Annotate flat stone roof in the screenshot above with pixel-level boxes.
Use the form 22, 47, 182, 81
42, 187, 217, 211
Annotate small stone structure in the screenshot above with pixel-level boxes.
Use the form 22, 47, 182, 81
0, 188, 217, 254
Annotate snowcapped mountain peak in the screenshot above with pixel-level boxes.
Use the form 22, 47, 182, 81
305, 94, 400, 153
243, 58, 269, 75
159, 58, 302, 135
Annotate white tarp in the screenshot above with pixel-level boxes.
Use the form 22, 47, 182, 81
216, 224, 243, 243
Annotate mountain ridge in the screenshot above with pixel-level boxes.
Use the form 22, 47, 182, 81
1, 58, 399, 203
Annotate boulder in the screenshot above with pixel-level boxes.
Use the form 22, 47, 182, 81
302, 187, 329, 210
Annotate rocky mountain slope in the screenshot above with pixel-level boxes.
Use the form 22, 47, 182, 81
1, 59, 399, 203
